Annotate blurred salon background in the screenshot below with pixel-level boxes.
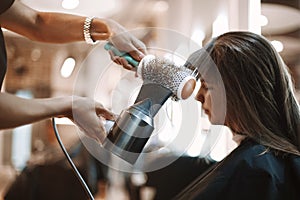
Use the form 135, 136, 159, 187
0, 0, 299, 199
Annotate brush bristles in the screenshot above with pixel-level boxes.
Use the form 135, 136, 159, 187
137, 55, 195, 98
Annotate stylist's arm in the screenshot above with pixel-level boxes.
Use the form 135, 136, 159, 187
0, 0, 147, 143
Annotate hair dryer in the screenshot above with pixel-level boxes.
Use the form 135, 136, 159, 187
103, 43, 198, 164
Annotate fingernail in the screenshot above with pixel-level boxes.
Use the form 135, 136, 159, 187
138, 53, 145, 60
127, 65, 133, 70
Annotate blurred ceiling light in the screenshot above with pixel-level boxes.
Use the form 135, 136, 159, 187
261, 3, 300, 35
271, 40, 284, 52
191, 29, 205, 47
154, 1, 169, 12
62, 0, 79, 10
60, 57, 76, 78
31, 48, 41, 61
260, 15, 268, 26
22, 0, 121, 17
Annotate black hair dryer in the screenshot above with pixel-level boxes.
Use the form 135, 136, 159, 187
102, 79, 174, 164
102, 98, 155, 164
102, 43, 194, 164
102, 43, 175, 165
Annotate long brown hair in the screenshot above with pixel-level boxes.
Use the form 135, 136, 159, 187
209, 31, 300, 156
175, 31, 300, 200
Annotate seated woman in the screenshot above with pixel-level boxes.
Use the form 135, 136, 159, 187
175, 31, 300, 200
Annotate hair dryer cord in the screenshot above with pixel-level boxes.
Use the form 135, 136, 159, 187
51, 118, 94, 200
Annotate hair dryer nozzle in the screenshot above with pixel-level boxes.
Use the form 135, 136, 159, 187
102, 98, 154, 164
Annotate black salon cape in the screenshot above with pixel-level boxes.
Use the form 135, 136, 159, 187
176, 138, 300, 200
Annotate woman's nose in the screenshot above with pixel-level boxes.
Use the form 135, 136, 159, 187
195, 89, 204, 103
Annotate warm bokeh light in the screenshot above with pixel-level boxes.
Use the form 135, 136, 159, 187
61, 0, 79, 10
60, 57, 76, 78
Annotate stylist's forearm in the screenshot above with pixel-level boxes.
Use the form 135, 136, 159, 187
0, 93, 71, 129
31, 13, 111, 43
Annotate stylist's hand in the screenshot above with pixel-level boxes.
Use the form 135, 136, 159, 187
105, 19, 147, 70
67, 96, 116, 143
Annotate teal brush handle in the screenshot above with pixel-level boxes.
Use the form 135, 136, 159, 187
104, 43, 139, 67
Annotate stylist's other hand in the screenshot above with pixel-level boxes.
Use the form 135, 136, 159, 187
68, 96, 116, 144
104, 19, 147, 70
